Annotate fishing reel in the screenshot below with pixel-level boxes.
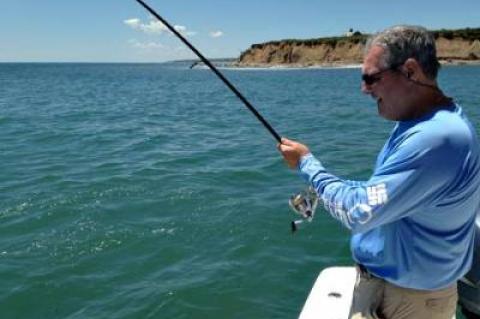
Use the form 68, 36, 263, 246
289, 187, 319, 233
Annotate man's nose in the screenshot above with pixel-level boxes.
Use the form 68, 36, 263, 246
361, 81, 372, 94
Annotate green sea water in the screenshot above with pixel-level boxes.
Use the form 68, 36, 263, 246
1, 63, 479, 318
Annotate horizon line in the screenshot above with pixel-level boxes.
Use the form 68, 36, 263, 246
0, 58, 237, 64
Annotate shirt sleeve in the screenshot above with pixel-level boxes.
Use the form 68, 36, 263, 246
298, 131, 459, 233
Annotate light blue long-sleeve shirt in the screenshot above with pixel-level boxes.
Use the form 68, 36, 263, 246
299, 104, 480, 290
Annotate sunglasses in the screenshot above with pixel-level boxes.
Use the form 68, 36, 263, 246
361, 62, 405, 85
361, 68, 395, 85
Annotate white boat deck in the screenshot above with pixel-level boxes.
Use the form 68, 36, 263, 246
299, 267, 356, 319
299, 267, 456, 319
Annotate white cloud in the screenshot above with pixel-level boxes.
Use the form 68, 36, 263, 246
209, 31, 224, 38
128, 39, 164, 50
124, 17, 167, 34
124, 17, 195, 37
142, 20, 168, 34
174, 25, 196, 37
124, 18, 140, 28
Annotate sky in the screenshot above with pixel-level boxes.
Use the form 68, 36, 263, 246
0, 0, 479, 63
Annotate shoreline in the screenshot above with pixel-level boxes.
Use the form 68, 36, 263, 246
189, 59, 480, 70
228, 59, 480, 69
439, 59, 480, 66
229, 62, 362, 69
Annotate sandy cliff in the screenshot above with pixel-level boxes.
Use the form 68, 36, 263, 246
236, 28, 480, 67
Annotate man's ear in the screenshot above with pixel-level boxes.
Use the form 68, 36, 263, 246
403, 58, 423, 80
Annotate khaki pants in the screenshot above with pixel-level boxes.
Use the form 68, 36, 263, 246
349, 266, 458, 319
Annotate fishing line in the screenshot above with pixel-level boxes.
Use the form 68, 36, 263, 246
134, 0, 282, 143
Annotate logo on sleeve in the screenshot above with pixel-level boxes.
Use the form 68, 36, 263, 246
367, 183, 388, 206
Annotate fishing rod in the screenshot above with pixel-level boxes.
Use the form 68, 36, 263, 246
134, 0, 281, 143
134, 0, 318, 232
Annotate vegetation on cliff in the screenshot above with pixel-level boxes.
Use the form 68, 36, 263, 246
432, 27, 480, 41
249, 34, 367, 50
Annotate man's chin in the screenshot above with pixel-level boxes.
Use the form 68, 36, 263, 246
377, 100, 395, 120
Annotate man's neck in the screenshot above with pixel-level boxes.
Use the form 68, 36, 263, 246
409, 87, 453, 119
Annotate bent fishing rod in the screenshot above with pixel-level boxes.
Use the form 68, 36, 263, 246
134, 0, 281, 143
135, 0, 318, 232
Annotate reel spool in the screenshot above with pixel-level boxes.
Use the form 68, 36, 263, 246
289, 187, 319, 233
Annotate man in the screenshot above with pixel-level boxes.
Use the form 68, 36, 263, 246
278, 25, 480, 319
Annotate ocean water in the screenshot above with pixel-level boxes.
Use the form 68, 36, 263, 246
1, 63, 479, 318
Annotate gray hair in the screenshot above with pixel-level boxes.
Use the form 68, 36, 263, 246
365, 25, 440, 79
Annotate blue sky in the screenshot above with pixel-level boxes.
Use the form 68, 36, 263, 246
1, 0, 479, 62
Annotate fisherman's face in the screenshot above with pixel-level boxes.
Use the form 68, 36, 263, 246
361, 46, 413, 121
